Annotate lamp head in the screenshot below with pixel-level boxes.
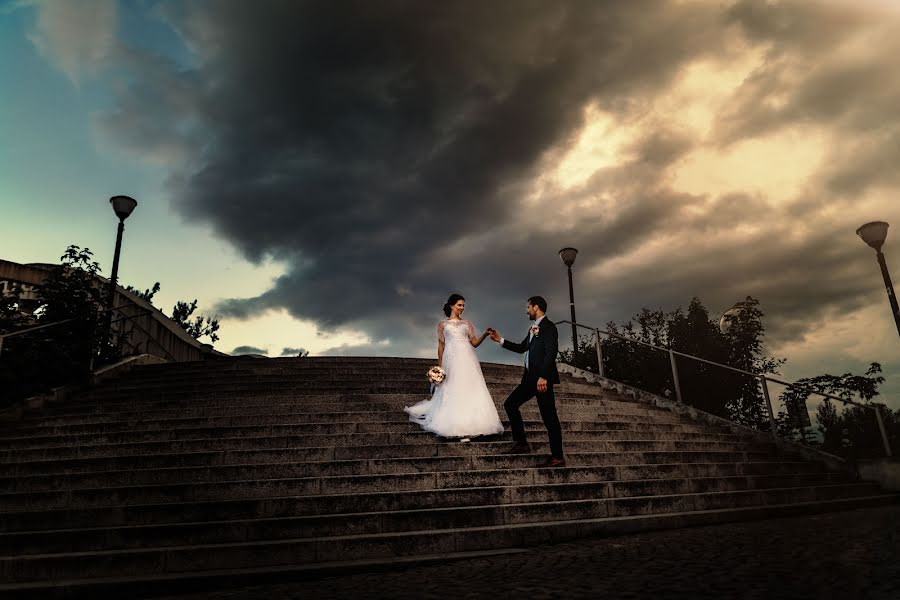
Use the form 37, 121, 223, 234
856, 221, 888, 251
110, 195, 138, 221
559, 247, 578, 267
719, 301, 751, 334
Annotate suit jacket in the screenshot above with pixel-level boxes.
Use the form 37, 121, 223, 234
502, 317, 561, 385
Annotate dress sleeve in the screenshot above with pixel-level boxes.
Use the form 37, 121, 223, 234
437, 320, 446, 342
467, 320, 476, 338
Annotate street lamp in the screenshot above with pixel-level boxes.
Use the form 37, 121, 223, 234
559, 247, 579, 355
719, 301, 750, 334
105, 196, 138, 343
856, 221, 900, 338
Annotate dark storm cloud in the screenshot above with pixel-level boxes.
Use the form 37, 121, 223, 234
98, 0, 734, 352
280, 347, 308, 356
230, 345, 268, 355
97, 0, 900, 364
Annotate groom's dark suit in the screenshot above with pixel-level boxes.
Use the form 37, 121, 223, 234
501, 317, 564, 458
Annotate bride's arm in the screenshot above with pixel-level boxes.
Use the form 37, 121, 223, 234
470, 330, 490, 348
437, 321, 446, 367
468, 321, 489, 348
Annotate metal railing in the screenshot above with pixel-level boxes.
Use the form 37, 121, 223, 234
0, 304, 147, 360
557, 319, 893, 458
0, 304, 178, 407
0, 318, 76, 358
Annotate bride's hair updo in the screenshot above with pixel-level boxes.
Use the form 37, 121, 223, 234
443, 294, 465, 317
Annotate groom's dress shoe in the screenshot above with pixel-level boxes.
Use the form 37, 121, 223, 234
541, 456, 566, 468
502, 441, 532, 454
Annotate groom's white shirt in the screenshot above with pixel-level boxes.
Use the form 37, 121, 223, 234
497, 315, 544, 370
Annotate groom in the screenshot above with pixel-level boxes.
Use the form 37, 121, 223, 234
489, 296, 565, 467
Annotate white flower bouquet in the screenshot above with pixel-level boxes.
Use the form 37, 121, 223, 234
427, 365, 446, 385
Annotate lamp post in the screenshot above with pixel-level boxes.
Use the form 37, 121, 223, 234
856, 221, 900, 339
104, 196, 138, 344
559, 247, 579, 355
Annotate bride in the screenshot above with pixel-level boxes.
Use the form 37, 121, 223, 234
404, 294, 505, 438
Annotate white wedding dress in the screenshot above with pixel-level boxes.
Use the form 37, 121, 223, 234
404, 319, 505, 438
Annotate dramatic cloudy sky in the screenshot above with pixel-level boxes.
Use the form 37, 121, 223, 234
3, 0, 900, 411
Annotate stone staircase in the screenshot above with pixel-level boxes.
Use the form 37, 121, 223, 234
0, 357, 895, 598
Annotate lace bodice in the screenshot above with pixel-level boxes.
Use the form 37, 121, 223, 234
438, 319, 476, 342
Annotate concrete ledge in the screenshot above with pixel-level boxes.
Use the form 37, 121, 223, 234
856, 458, 900, 491
91, 354, 168, 386
557, 363, 848, 473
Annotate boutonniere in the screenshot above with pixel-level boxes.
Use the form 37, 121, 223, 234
530, 325, 540, 337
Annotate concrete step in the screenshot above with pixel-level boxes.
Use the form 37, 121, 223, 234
0, 355, 889, 593
0, 485, 889, 584
0, 418, 732, 441
0, 434, 779, 464
0, 446, 790, 479
97, 373, 538, 388
71, 387, 610, 407
0, 463, 854, 533
0, 458, 830, 494
3, 462, 839, 511
0, 426, 743, 451
0, 473, 860, 555
126, 359, 522, 377
1, 495, 897, 600
24, 393, 635, 418
9, 406, 689, 430
106, 378, 519, 391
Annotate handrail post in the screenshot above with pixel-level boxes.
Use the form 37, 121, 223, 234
874, 406, 893, 457
759, 376, 778, 438
594, 329, 605, 378
669, 350, 683, 404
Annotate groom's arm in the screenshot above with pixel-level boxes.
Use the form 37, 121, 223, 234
538, 322, 559, 380
501, 334, 529, 354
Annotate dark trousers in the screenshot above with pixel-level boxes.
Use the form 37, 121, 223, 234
503, 374, 564, 458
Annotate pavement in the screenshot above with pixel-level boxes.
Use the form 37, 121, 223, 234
159, 505, 900, 600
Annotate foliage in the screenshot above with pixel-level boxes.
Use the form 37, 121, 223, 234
2, 247, 224, 408
172, 299, 220, 343
774, 363, 896, 459
0, 282, 33, 334
125, 281, 160, 304
559, 296, 785, 428
558, 296, 895, 458
125, 280, 221, 343
0, 246, 108, 406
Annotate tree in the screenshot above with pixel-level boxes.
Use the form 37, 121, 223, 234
560, 296, 785, 428
125, 281, 221, 344
1, 246, 107, 406
172, 299, 220, 343
716, 297, 785, 428
125, 281, 160, 304
0, 282, 32, 334
775, 363, 895, 459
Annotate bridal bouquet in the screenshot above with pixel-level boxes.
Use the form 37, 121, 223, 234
427, 366, 446, 385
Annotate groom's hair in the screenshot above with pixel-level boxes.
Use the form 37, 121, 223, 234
528, 296, 547, 313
